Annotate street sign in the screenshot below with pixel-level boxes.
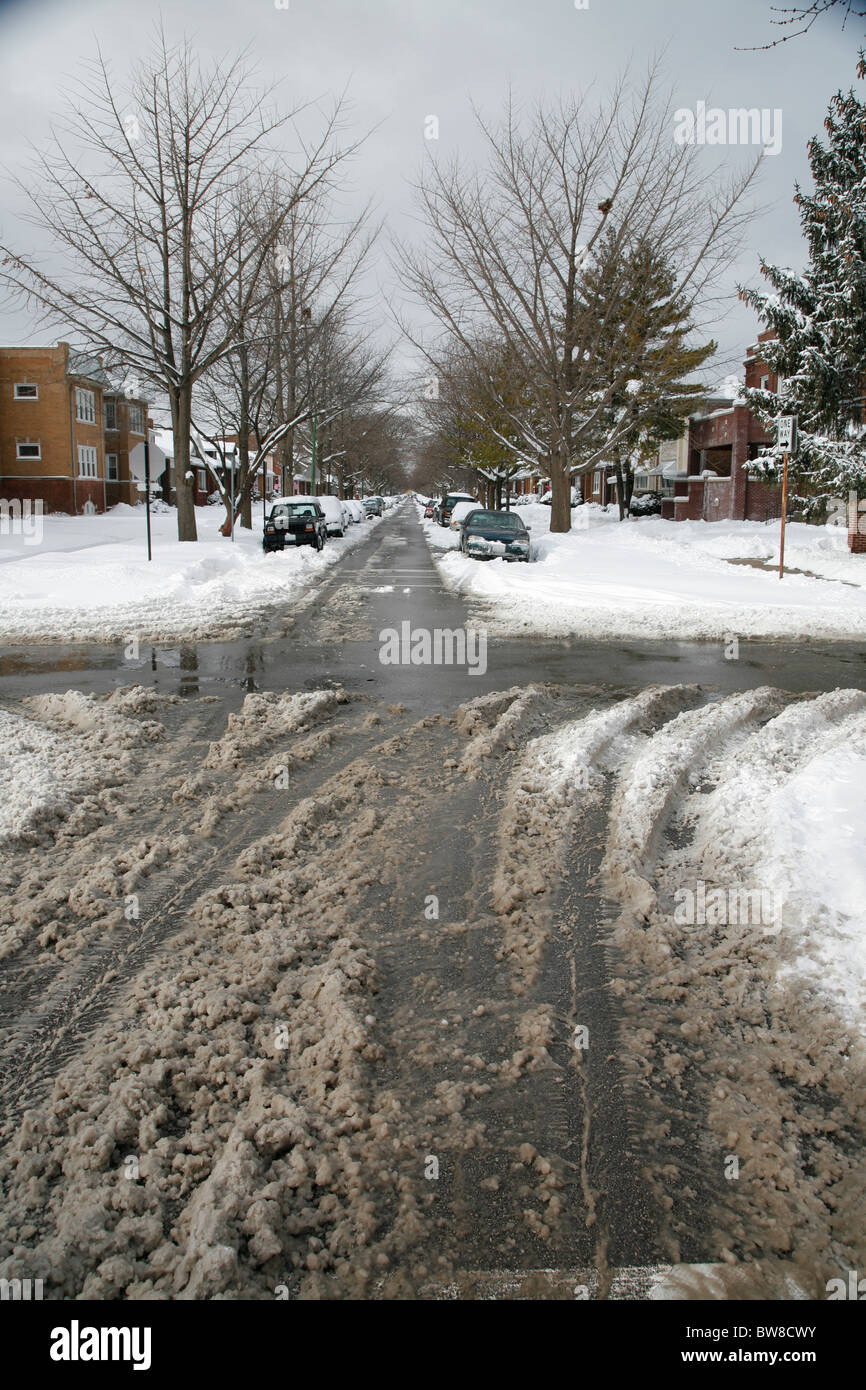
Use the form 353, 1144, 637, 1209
130, 438, 167, 563
776, 416, 798, 455
130, 438, 167, 485
776, 417, 798, 581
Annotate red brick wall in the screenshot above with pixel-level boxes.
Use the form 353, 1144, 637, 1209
744, 479, 783, 523
0, 476, 76, 512
684, 477, 705, 519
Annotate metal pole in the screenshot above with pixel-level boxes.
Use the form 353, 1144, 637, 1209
231, 455, 235, 542
144, 436, 152, 562
779, 452, 789, 580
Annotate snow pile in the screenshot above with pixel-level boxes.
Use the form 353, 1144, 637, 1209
455, 684, 547, 775
0, 710, 99, 846
205, 688, 347, 769
0, 687, 166, 846
686, 689, 866, 1029
488, 684, 700, 990
422, 502, 866, 641
767, 747, 866, 1020
0, 502, 386, 644
587, 686, 866, 1282
601, 687, 786, 923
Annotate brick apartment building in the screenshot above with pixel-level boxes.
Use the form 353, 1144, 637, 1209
0, 342, 150, 514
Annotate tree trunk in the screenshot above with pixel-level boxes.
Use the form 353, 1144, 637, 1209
549, 448, 571, 534
239, 426, 252, 530
172, 389, 198, 542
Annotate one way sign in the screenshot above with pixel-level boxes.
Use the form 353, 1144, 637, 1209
776, 416, 799, 454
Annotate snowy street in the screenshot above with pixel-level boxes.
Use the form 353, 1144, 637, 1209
1, 502, 864, 1300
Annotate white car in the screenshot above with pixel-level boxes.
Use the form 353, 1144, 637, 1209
449, 500, 481, 530
317, 494, 350, 536
346, 499, 366, 524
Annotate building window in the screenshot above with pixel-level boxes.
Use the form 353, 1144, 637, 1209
14, 383, 38, 400
78, 445, 98, 478
129, 404, 145, 434
592, 471, 601, 496
105, 399, 117, 431
75, 387, 96, 424
197, 469, 206, 491
16, 441, 41, 459
106, 453, 119, 481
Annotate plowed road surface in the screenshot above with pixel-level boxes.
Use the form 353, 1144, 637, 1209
0, 502, 863, 1299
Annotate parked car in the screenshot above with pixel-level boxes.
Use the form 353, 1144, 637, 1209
314, 494, 350, 536
458, 507, 532, 562
263, 499, 327, 552
436, 492, 477, 526
423, 499, 436, 518
363, 496, 384, 517
346, 499, 366, 524
449, 499, 481, 531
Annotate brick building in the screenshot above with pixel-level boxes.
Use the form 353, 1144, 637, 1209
577, 334, 783, 523
0, 342, 150, 514
658, 334, 781, 524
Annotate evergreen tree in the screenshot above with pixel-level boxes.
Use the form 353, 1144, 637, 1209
740, 55, 866, 514
579, 233, 716, 518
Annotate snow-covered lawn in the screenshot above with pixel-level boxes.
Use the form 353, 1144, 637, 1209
421, 501, 866, 641
0, 501, 383, 643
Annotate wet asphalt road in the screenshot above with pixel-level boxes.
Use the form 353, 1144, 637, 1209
1, 501, 864, 709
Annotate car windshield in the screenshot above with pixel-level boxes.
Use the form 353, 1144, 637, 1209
466, 511, 522, 531
272, 503, 315, 517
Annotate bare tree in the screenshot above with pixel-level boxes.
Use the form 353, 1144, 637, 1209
740, 1, 866, 49
297, 313, 394, 495
0, 30, 356, 540
259, 180, 379, 499
421, 335, 538, 507
396, 71, 759, 531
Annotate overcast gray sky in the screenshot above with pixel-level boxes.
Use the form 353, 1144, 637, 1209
0, 0, 860, 384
